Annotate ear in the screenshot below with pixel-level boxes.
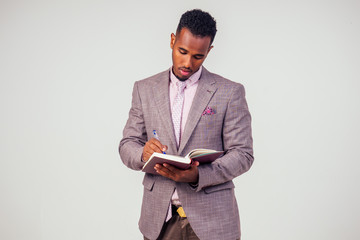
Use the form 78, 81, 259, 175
207, 45, 214, 54
170, 33, 176, 49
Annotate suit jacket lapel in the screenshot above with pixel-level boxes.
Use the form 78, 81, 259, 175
152, 70, 177, 151
178, 68, 217, 154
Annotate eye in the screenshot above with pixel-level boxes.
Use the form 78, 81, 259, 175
179, 49, 187, 55
194, 55, 204, 60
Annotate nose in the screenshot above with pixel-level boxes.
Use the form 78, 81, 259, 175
183, 55, 192, 69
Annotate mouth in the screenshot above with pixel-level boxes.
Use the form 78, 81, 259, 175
179, 68, 192, 76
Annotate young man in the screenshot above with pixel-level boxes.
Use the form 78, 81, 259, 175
119, 9, 253, 240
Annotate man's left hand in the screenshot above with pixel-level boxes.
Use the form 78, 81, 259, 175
154, 161, 199, 183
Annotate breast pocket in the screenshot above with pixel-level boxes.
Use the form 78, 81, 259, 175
194, 113, 224, 149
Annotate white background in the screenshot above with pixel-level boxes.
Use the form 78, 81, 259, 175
1, 0, 359, 239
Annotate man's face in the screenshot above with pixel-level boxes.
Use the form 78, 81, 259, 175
170, 27, 213, 81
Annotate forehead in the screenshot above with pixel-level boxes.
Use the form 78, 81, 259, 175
175, 28, 211, 54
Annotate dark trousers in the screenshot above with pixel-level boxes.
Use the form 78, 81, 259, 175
143, 215, 199, 240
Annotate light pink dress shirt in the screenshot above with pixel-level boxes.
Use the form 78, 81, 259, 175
165, 66, 202, 221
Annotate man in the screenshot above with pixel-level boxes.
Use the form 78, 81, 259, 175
119, 9, 253, 240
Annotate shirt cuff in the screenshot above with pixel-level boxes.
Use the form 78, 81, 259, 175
189, 182, 199, 189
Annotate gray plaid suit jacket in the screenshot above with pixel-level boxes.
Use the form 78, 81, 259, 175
119, 67, 253, 240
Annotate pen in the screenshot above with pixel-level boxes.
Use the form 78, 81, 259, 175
153, 130, 166, 154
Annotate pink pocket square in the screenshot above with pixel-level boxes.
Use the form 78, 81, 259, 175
202, 107, 216, 115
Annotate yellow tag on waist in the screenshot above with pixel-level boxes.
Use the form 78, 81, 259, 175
177, 207, 186, 218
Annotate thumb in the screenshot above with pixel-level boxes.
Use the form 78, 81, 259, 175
192, 161, 199, 167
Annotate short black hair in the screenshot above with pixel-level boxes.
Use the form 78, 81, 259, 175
176, 9, 217, 44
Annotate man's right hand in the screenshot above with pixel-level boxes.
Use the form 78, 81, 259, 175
142, 138, 168, 162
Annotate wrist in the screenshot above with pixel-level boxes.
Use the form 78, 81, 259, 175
189, 174, 199, 186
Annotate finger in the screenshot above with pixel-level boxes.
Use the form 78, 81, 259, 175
143, 145, 159, 162
149, 143, 163, 153
154, 164, 175, 179
149, 138, 167, 152
162, 163, 180, 175
143, 152, 152, 161
144, 140, 162, 154
143, 146, 156, 159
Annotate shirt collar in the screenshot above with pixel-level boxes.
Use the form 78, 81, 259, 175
170, 66, 202, 87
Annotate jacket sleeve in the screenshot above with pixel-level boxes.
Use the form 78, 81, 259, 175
119, 81, 147, 171
195, 84, 254, 191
